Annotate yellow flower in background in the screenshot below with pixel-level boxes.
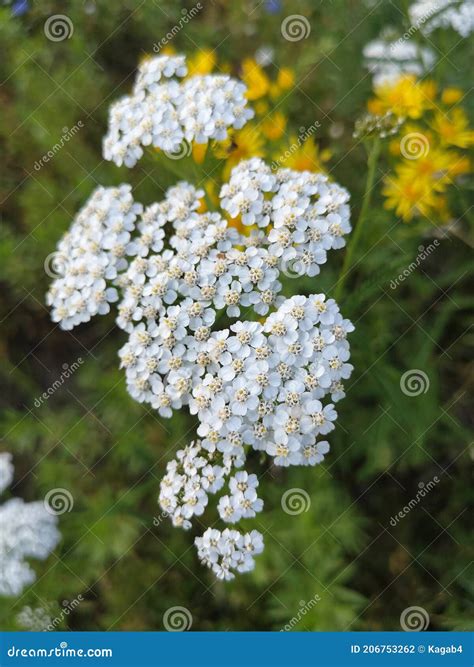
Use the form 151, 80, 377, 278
384, 142, 469, 222
441, 87, 463, 106
283, 136, 330, 173
378, 77, 473, 224
269, 83, 282, 99
197, 195, 207, 214
214, 125, 265, 177
260, 111, 287, 140
383, 169, 439, 221
389, 125, 431, 156
445, 154, 471, 178
400, 148, 468, 188
269, 68, 295, 99
226, 214, 246, 233
140, 45, 176, 65
255, 100, 270, 115
192, 142, 208, 164
187, 49, 216, 77
435, 196, 452, 223
241, 58, 271, 100
368, 75, 435, 119
277, 67, 295, 91
431, 109, 474, 149
159, 45, 176, 56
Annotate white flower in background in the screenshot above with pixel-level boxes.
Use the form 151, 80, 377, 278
16, 605, 52, 631
47, 56, 354, 581
363, 29, 435, 85
255, 46, 274, 66
0, 452, 14, 494
0, 453, 60, 597
103, 55, 254, 167
409, 0, 474, 38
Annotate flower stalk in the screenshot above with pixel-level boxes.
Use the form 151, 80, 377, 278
336, 137, 381, 301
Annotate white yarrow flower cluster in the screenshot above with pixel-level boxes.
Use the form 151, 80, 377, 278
47, 157, 353, 578
159, 440, 228, 530
46, 185, 142, 330
363, 31, 435, 85
0, 452, 14, 495
0, 453, 60, 597
46, 52, 355, 579
364, 3, 473, 85
409, 0, 474, 38
195, 528, 264, 581
16, 605, 53, 631
103, 55, 253, 167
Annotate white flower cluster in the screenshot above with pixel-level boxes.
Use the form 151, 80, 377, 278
409, 0, 474, 38
48, 158, 353, 578
36, 42, 358, 584
0, 451, 14, 495
16, 605, 52, 631
195, 528, 264, 581
159, 440, 228, 530
0, 453, 60, 597
220, 158, 351, 271
364, 2, 473, 85
363, 30, 435, 85
46, 185, 142, 330
218, 471, 263, 523
159, 439, 264, 530
103, 55, 253, 167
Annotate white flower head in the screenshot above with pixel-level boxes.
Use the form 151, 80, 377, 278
409, 0, 474, 38
103, 55, 254, 168
48, 83, 354, 582
363, 28, 435, 85
0, 455, 60, 596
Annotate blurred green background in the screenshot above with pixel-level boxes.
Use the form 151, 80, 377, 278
0, 0, 472, 631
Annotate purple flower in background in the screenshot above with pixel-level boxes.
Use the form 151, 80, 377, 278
265, 0, 281, 14
12, 0, 29, 16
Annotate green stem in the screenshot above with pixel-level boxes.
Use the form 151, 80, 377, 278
335, 138, 381, 301
153, 150, 195, 182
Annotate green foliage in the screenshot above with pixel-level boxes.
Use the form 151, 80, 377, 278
0, 0, 472, 632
